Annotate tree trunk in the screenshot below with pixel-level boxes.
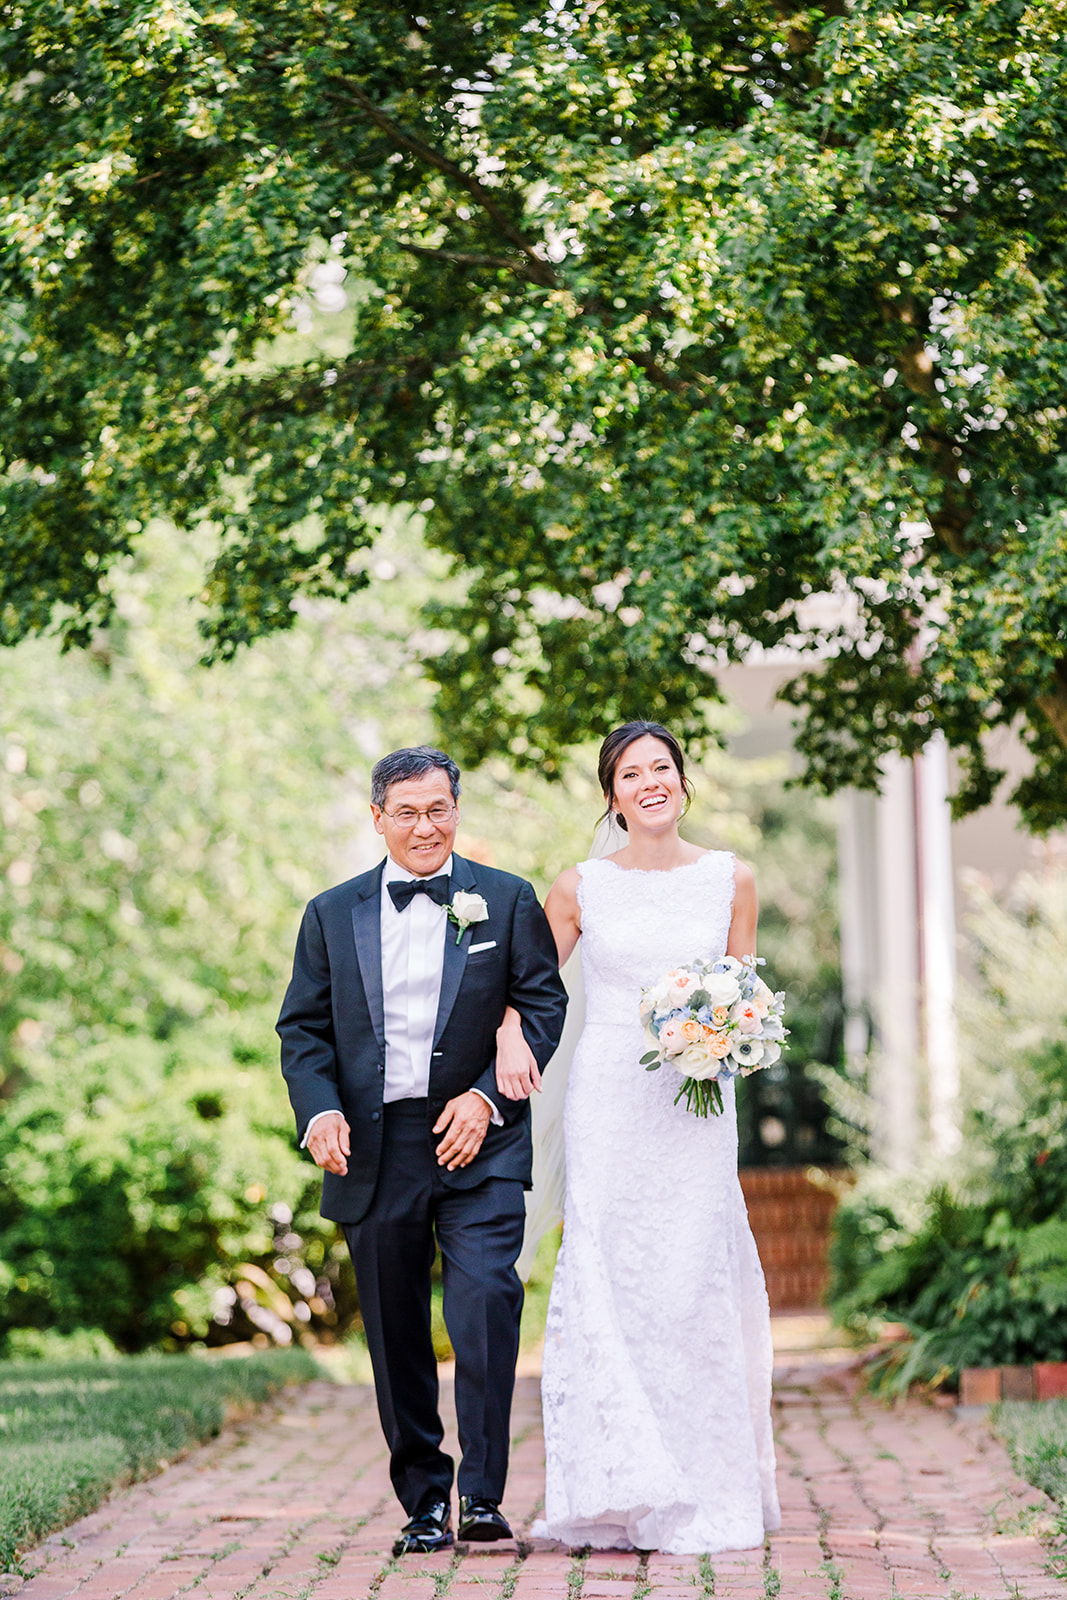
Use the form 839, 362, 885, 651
1037, 663, 1067, 754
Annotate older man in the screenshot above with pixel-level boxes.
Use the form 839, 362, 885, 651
278, 746, 567, 1555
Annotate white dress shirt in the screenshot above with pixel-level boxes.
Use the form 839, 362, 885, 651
381, 852, 452, 1102
301, 854, 500, 1145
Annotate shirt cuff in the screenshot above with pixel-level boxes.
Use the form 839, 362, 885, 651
300, 1108, 343, 1149
471, 1088, 504, 1127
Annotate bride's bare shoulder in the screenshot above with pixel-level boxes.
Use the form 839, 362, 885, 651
731, 855, 757, 899
547, 864, 582, 900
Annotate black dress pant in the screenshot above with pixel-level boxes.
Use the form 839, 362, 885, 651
343, 1099, 526, 1515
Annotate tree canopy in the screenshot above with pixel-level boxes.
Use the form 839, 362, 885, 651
3, 1, 1067, 825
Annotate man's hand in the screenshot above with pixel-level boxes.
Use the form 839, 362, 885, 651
306, 1112, 350, 1175
495, 1013, 542, 1101
433, 1091, 492, 1171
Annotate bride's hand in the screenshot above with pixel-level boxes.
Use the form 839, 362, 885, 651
495, 1007, 542, 1099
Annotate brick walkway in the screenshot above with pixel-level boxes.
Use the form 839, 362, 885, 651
9, 1337, 1064, 1600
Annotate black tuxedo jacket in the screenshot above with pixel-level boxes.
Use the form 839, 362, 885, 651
277, 853, 568, 1223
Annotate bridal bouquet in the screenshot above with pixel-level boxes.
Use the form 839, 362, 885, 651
639, 955, 788, 1117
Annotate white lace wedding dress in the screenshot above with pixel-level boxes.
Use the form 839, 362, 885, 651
532, 852, 781, 1554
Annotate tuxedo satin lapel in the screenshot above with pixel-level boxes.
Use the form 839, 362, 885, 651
433, 854, 477, 1047
352, 863, 386, 1051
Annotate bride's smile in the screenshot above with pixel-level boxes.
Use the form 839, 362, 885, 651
612, 735, 685, 831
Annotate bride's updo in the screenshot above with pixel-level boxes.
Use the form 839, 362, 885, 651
598, 720, 694, 831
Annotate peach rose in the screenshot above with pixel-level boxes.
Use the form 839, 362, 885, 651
730, 1001, 761, 1035
658, 1017, 688, 1053
707, 1030, 733, 1059
710, 1005, 731, 1027
681, 1017, 705, 1044
666, 969, 701, 1005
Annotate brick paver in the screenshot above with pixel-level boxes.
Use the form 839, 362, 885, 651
6, 1343, 1064, 1599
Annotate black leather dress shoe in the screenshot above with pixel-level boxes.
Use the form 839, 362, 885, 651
392, 1497, 453, 1557
457, 1495, 513, 1542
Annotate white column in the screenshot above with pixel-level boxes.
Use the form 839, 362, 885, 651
918, 734, 961, 1155
871, 754, 921, 1168
837, 789, 878, 1071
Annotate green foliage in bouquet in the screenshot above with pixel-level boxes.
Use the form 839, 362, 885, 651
827, 874, 1067, 1392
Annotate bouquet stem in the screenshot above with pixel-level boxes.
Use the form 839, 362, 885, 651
673, 1077, 725, 1118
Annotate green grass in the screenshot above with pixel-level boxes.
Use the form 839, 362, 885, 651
0, 1348, 318, 1572
519, 1226, 562, 1352
993, 1401, 1067, 1579
995, 1400, 1067, 1509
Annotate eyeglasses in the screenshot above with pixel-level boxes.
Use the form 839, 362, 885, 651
380, 803, 457, 829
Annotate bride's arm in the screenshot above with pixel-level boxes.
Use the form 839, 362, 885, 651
544, 866, 582, 967
495, 867, 582, 1100
725, 858, 758, 959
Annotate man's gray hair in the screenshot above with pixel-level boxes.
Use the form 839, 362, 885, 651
370, 746, 462, 809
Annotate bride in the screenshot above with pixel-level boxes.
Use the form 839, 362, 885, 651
495, 720, 780, 1554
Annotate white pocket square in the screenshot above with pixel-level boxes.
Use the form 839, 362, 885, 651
468, 940, 497, 953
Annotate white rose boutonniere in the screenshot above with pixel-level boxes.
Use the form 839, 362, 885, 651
447, 890, 489, 944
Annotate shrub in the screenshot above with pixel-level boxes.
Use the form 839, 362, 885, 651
827, 874, 1067, 1391
0, 1021, 354, 1352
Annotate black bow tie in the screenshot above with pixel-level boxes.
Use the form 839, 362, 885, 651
387, 874, 450, 912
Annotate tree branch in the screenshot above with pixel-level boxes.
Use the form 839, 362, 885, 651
396, 240, 550, 283
626, 349, 704, 395
771, 1, 848, 66
897, 331, 936, 397
884, 313, 976, 556
1037, 660, 1067, 756
327, 82, 559, 288
221, 353, 454, 427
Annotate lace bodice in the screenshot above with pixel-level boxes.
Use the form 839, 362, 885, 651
577, 852, 736, 1025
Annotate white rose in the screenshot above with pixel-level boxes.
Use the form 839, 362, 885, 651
640, 983, 670, 1019
677, 1041, 718, 1080
450, 890, 488, 926
702, 972, 742, 1008
749, 976, 775, 1016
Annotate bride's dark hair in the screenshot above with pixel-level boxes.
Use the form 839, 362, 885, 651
597, 721, 694, 832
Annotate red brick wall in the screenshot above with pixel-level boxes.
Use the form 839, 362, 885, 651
739, 1167, 848, 1310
